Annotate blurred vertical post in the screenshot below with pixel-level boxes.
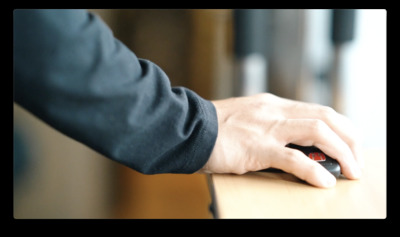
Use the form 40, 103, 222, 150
330, 9, 356, 113
189, 10, 233, 100
233, 9, 269, 96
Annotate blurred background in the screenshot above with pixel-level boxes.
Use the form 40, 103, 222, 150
13, 9, 386, 218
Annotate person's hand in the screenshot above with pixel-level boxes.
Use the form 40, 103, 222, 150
199, 93, 363, 188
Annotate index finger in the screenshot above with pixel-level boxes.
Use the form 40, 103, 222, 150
280, 99, 364, 169
276, 118, 362, 180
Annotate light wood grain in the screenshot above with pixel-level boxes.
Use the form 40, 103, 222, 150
210, 148, 386, 218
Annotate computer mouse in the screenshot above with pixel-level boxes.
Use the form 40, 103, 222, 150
259, 143, 341, 178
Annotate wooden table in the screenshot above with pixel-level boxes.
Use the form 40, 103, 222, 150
208, 148, 386, 218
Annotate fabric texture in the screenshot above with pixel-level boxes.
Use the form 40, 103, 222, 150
13, 9, 218, 174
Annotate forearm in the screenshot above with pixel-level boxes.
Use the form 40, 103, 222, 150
13, 9, 218, 174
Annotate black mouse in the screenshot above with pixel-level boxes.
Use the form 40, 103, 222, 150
259, 143, 341, 178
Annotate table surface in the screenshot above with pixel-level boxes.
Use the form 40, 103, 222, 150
209, 148, 386, 218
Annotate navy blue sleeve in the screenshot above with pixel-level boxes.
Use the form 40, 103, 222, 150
13, 9, 218, 174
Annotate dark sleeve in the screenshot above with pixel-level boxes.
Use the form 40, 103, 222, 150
13, 9, 218, 174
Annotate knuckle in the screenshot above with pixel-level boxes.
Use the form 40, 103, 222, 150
257, 93, 279, 106
308, 119, 327, 134
286, 149, 301, 160
282, 149, 315, 181
319, 105, 337, 119
321, 105, 336, 114
259, 92, 275, 100
283, 149, 303, 168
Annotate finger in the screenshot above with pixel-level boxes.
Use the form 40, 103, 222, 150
269, 147, 337, 188
276, 118, 362, 180
306, 106, 364, 170
322, 112, 364, 170
279, 98, 364, 169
